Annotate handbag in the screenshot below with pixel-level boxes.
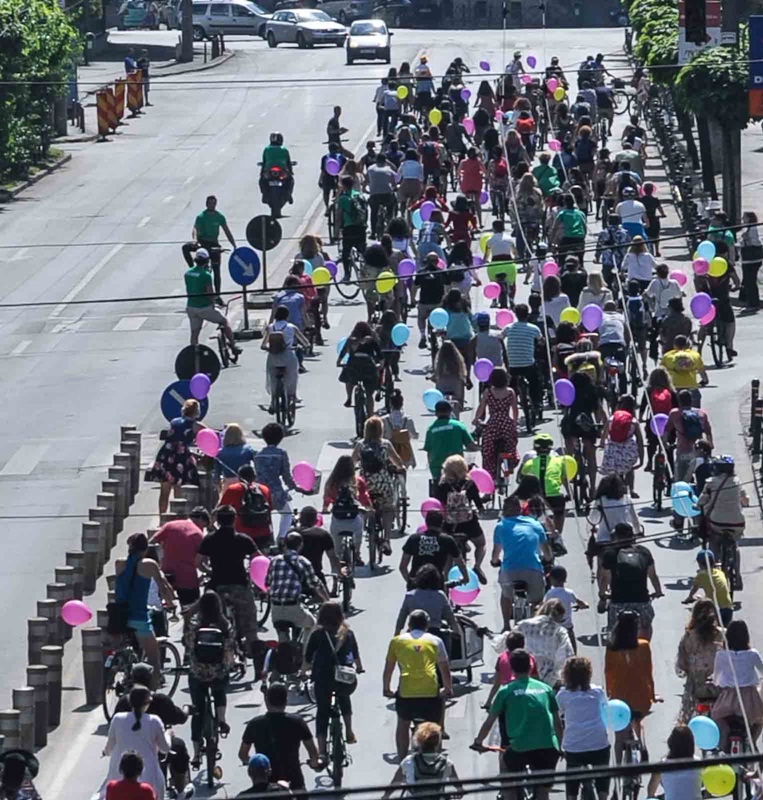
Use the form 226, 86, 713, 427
326, 631, 357, 694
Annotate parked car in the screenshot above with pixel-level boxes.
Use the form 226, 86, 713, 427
178, 0, 271, 39
265, 9, 347, 47
346, 18, 390, 64
321, 0, 374, 24
372, 0, 439, 27
117, 0, 161, 29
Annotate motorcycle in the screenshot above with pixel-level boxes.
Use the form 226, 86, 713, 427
261, 164, 296, 219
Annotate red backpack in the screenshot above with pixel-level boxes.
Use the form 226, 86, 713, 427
649, 388, 673, 416
609, 410, 633, 443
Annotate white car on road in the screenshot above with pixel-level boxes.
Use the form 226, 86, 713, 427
265, 8, 348, 48
345, 18, 391, 64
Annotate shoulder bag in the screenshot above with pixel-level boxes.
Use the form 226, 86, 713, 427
326, 631, 357, 694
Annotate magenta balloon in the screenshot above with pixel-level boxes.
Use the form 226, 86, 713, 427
449, 586, 480, 605
420, 201, 435, 222
494, 108, 504, 122
189, 372, 211, 400
554, 378, 576, 406
650, 413, 669, 436
548, 138, 561, 152
541, 261, 559, 278
292, 461, 316, 492
690, 292, 712, 320
398, 258, 416, 277
421, 497, 444, 517
699, 305, 717, 326
693, 258, 709, 276
249, 555, 270, 591
581, 303, 603, 333
417, 523, 427, 533
670, 270, 687, 287
325, 158, 341, 176
483, 281, 501, 300
547, 77, 559, 92
520, 74, 532, 85
473, 358, 495, 383
463, 117, 475, 135
196, 428, 220, 458
470, 466, 495, 494
61, 599, 92, 627
496, 309, 514, 327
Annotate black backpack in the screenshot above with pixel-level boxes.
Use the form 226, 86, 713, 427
239, 483, 271, 528
359, 441, 385, 475
410, 752, 449, 797
681, 408, 704, 441
194, 626, 226, 665
333, 485, 360, 521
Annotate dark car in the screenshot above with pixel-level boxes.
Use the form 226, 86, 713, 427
373, 0, 439, 27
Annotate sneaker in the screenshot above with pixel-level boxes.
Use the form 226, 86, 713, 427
298, 365, 307, 374
474, 566, 487, 585
231, 345, 243, 356
343, 399, 352, 408
381, 541, 392, 556
218, 721, 230, 737
267, 406, 275, 415
418, 337, 427, 349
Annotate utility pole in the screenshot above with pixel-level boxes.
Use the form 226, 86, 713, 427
721, 0, 742, 224
181, 0, 194, 63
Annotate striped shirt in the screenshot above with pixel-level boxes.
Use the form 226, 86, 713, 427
504, 321, 541, 368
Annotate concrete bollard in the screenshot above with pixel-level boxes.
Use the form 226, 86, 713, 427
40, 645, 63, 728
82, 520, 103, 590
96, 492, 116, 549
66, 551, 86, 600
12, 688, 35, 752
120, 441, 140, 500
114, 453, 133, 503
169, 498, 188, 519
198, 469, 213, 511
55, 566, 76, 603
96, 609, 110, 631
102, 478, 123, 535
82, 628, 104, 706
47, 583, 69, 643
178, 484, 200, 510
108, 465, 129, 521
120, 424, 138, 441
27, 618, 49, 665
107, 590, 115, 606
159, 512, 176, 526
122, 429, 142, 485
0, 711, 20, 750
37, 600, 60, 647
90, 506, 112, 567
26, 666, 48, 748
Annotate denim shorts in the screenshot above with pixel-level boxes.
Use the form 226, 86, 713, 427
128, 617, 153, 637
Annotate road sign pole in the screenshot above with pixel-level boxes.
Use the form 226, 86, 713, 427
262, 216, 269, 292
242, 284, 250, 331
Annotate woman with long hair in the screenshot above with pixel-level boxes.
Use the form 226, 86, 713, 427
443, 288, 475, 385
646, 725, 702, 800
577, 271, 613, 310
380, 388, 418, 469
516, 598, 574, 686
433, 340, 467, 411
505, 129, 529, 169
472, 367, 518, 481
338, 158, 363, 191
337, 320, 382, 418
541, 274, 572, 330
394, 564, 455, 635
304, 601, 363, 757
622, 236, 656, 292
638, 366, 677, 471
675, 598, 724, 722
599, 393, 644, 496
323, 454, 371, 557
215, 423, 256, 494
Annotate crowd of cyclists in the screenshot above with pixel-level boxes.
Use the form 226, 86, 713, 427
104, 45, 763, 800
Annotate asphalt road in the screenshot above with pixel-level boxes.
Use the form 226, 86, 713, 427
1, 25, 761, 800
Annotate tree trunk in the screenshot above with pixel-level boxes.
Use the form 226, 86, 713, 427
696, 115, 718, 199
181, 0, 194, 63
676, 106, 700, 171
721, 123, 742, 225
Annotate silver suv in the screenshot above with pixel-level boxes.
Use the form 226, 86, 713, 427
179, 0, 272, 39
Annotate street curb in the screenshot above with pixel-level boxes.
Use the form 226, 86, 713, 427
153, 48, 235, 78
0, 153, 72, 202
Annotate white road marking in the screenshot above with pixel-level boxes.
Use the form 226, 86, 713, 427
10, 247, 28, 261
138, 215, 151, 228
183, 175, 194, 186
113, 315, 147, 331
50, 244, 124, 318
10, 340, 30, 355
163, 194, 174, 203
50, 320, 84, 334
204, 160, 212, 166
0, 443, 49, 476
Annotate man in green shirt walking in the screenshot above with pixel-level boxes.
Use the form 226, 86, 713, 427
184, 249, 240, 355
259, 131, 294, 205
423, 400, 477, 490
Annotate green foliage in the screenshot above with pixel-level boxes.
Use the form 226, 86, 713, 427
0, 0, 80, 180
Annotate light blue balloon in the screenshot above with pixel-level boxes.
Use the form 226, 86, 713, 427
689, 715, 720, 750
601, 699, 631, 732
429, 307, 449, 331
423, 388, 444, 412
672, 492, 700, 518
303, 259, 313, 276
412, 209, 423, 229
448, 566, 479, 592
670, 481, 693, 497
336, 336, 347, 355
697, 240, 716, 261
391, 323, 410, 347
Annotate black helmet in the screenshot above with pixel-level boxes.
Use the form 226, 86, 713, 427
270, 132, 284, 146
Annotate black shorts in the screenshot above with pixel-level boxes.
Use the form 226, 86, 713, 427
503, 748, 559, 782
560, 414, 598, 442
176, 587, 201, 606
395, 695, 443, 722
546, 495, 566, 515
565, 746, 611, 794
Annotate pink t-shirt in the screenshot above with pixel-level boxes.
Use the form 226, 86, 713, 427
153, 520, 203, 590
496, 651, 538, 685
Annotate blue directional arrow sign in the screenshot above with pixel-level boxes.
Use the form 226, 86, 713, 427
228, 246, 261, 287
160, 379, 209, 422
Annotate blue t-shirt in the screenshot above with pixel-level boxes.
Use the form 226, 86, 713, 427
214, 443, 257, 481
273, 291, 305, 329
446, 311, 474, 341
493, 515, 546, 572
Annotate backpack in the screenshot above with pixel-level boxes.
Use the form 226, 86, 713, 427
650, 387, 673, 415
359, 441, 386, 475
421, 141, 439, 169
609, 410, 633, 443
194, 626, 226, 665
627, 296, 646, 329
239, 483, 271, 528
445, 482, 473, 525
516, 116, 535, 134
410, 752, 449, 797
332, 484, 360, 521
348, 192, 369, 226
267, 330, 287, 354
680, 408, 704, 441
390, 427, 414, 466
575, 137, 595, 163
493, 159, 509, 179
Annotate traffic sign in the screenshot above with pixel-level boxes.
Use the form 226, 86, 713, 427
160, 379, 209, 422
228, 246, 261, 286
246, 215, 282, 251
174, 344, 221, 384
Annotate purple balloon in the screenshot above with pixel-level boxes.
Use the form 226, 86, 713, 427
479, 190, 489, 205
690, 292, 712, 320
473, 358, 495, 383
581, 303, 603, 333
650, 413, 669, 436
398, 258, 416, 278
479, 60, 490, 71
554, 378, 575, 407
420, 201, 435, 222
473, 254, 485, 267
460, 88, 471, 101
526, 54, 537, 68
325, 158, 341, 176
324, 260, 337, 279
190, 373, 211, 400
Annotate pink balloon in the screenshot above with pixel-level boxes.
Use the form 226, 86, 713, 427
520, 74, 532, 85
548, 138, 561, 152
474, 358, 495, 383
547, 77, 559, 92
421, 497, 444, 517
249, 555, 270, 591
483, 281, 501, 300
316, 513, 324, 527
670, 270, 687, 287
496, 309, 514, 327
325, 158, 341, 176
470, 467, 495, 494
463, 117, 475, 136
292, 461, 316, 492
196, 428, 220, 458
693, 258, 709, 276
699, 305, 717, 326
324, 260, 337, 279
650, 413, 669, 436
61, 600, 92, 627
436, 258, 446, 270
494, 108, 504, 122
417, 523, 427, 533
449, 586, 480, 605
398, 258, 416, 278
541, 260, 559, 278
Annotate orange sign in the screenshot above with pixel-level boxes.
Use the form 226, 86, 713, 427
750, 88, 763, 119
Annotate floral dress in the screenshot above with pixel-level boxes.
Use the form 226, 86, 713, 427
675, 628, 724, 722
147, 416, 199, 486
601, 419, 639, 476
481, 389, 518, 479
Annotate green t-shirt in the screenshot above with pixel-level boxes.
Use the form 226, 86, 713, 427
194, 209, 226, 241
490, 677, 559, 753
556, 208, 586, 238
424, 418, 474, 478
262, 144, 291, 171
184, 265, 213, 308
336, 190, 364, 229
532, 164, 560, 196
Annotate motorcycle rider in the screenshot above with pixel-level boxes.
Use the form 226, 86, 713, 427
259, 132, 294, 205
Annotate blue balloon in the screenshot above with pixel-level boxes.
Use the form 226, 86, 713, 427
391, 323, 410, 347
429, 307, 449, 331
672, 492, 700, 518
412, 209, 423, 229
336, 336, 347, 355
447, 566, 479, 591
423, 388, 444, 412
601, 699, 631, 732
670, 481, 693, 497
303, 259, 313, 276
697, 240, 716, 261
689, 715, 720, 750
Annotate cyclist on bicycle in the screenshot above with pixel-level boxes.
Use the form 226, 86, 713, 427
598, 300, 630, 397
560, 370, 606, 492
184, 249, 241, 354
683, 550, 734, 626
504, 303, 544, 417
320, 142, 346, 212
262, 305, 310, 416
259, 132, 294, 205
519, 433, 569, 535
367, 153, 398, 238
457, 147, 487, 226
419, 128, 445, 192
380, 388, 418, 467
337, 176, 369, 283
184, 590, 234, 769
338, 320, 382, 418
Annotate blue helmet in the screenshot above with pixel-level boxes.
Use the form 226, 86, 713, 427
475, 312, 490, 328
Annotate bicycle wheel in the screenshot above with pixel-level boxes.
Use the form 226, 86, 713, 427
708, 323, 723, 368
353, 385, 366, 439
158, 638, 182, 698
652, 468, 663, 510
287, 392, 297, 428
204, 707, 217, 789
367, 513, 377, 570
329, 716, 345, 787
102, 651, 136, 722
327, 203, 337, 244
383, 365, 394, 412
614, 90, 630, 115
274, 378, 287, 426
334, 252, 361, 300
217, 330, 230, 368
396, 475, 408, 533
519, 382, 534, 434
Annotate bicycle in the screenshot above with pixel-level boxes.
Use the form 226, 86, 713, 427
493, 437, 514, 502
336, 531, 356, 613
326, 690, 350, 787
273, 365, 296, 429
365, 496, 386, 571
619, 724, 645, 800
511, 580, 532, 626
392, 469, 408, 534
571, 437, 594, 515
353, 381, 368, 440
213, 294, 240, 369
613, 86, 636, 117
717, 530, 740, 599
651, 450, 670, 510
196, 683, 223, 789
515, 373, 535, 434
708, 315, 729, 368
219, 590, 249, 681
334, 246, 363, 300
